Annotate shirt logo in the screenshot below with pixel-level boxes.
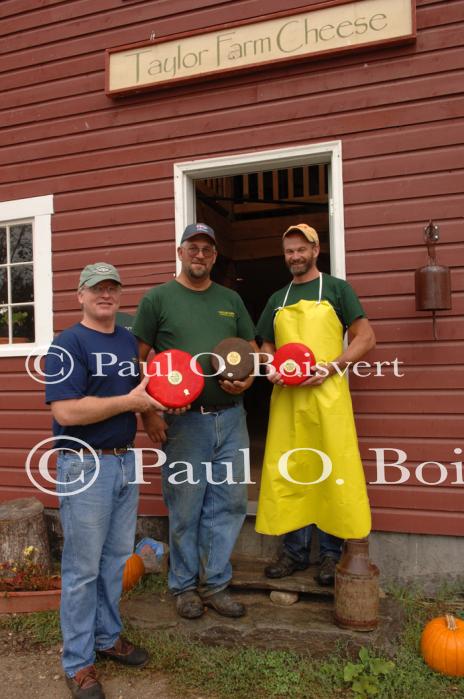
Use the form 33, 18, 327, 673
218, 310, 236, 318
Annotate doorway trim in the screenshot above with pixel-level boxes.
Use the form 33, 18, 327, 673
173, 140, 346, 278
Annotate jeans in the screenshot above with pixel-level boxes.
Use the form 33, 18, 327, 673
162, 404, 248, 596
56, 451, 138, 677
284, 525, 343, 567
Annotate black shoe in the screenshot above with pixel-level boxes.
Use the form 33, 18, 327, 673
202, 589, 246, 618
264, 552, 308, 579
96, 636, 149, 667
315, 556, 337, 586
65, 665, 105, 699
176, 590, 205, 619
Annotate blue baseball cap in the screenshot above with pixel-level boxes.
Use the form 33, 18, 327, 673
180, 223, 216, 244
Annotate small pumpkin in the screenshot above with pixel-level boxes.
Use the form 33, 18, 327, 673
421, 614, 464, 676
122, 553, 145, 592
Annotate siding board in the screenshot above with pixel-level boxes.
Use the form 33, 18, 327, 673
3, 72, 464, 160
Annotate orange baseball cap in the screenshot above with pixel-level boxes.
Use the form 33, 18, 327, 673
283, 223, 319, 246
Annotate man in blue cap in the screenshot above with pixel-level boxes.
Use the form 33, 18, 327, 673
134, 223, 258, 620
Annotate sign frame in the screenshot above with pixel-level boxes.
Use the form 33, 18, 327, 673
105, 0, 416, 97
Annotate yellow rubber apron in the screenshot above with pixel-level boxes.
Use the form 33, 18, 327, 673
255, 274, 371, 539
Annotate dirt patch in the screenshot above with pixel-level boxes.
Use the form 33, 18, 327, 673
0, 631, 202, 699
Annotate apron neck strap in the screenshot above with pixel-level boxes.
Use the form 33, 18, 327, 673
281, 273, 323, 308
281, 282, 293, 308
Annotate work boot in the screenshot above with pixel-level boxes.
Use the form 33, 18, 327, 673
202, 589, 246, 617
264, 552, 308, 579
65, 665, 105, 699
315, 555, 337, 586
176, 590, 205, 619
96, 636, 149, 667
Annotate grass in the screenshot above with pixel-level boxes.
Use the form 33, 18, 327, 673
124, 570, 169, 597
0, 609, 61, 645
1, 577, 464, 698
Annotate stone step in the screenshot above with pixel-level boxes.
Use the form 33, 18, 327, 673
122, 590, 402, 657
230, 555, 333, 596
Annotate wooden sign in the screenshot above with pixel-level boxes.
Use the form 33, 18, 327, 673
106, 0, 415, 96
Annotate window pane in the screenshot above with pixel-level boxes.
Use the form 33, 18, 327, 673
248, 173, 258, 200
263, 171, 273, 201
10, 224, 33, 263
12, 305, 34, 343
309, 165, 319, 195
0, 269, 7, 304
0, 228, 6, 264
278, 170, 288, 199
0, 307, 8, 340
11, 265, 33, 303
293, 167, 304, 197
233, 175, 244, 202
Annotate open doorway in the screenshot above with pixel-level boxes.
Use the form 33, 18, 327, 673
195, 166, 330, 503
174, 142, 345, 508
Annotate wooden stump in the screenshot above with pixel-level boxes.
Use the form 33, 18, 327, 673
0, 497, 51, 568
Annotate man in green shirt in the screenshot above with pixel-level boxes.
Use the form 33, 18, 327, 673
256, 223, 375, 585
133, 223, 257, 619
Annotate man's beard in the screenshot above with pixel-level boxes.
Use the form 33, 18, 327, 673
187, 262, 209, 280
287, 258, 314, 276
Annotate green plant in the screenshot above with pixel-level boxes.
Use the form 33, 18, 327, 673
0, 308, 28, 328
343, 647, 395, 697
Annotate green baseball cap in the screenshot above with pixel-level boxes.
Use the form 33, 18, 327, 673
78, 262, 121, 289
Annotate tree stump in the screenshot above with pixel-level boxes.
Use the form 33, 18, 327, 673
0, 498, 51, 569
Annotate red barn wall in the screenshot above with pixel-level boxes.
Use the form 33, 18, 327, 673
0, 0, 463, 533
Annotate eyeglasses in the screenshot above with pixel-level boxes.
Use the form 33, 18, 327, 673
83, 283, 121, 294
184, 245, 215, 259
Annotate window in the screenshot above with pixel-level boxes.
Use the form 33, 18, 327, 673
0, 196, 53, 357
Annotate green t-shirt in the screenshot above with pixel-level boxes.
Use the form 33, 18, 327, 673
116, 311, 134, 333
256, 273, 366, 343
133, 280, 256, 406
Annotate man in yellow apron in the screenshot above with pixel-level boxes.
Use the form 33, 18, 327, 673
255, 224, 375, 584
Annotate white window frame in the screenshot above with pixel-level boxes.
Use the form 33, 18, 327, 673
0, 195, 54, 357
173, 140, 346, 279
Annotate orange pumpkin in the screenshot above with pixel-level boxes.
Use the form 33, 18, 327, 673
421, 614, 464, 676
122, 553, 145, 592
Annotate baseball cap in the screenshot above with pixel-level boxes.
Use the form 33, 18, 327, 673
180, 223, 216, 244
283, 223, 319, 246
79, 262, 121, 289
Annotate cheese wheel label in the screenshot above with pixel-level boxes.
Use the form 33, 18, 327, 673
168, 370, 182, 385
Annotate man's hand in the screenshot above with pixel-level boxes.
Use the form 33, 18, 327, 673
299, 364, 332, 387
219, 374, 254, 395
265, 362, 331, 388
127, 375, 166, 413
165, 405, 191, 416
264, 362, 285, 386
142, 410, 169, 444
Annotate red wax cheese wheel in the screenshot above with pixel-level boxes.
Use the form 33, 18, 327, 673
146, 349, 204, 408
272, 343, 316, 385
